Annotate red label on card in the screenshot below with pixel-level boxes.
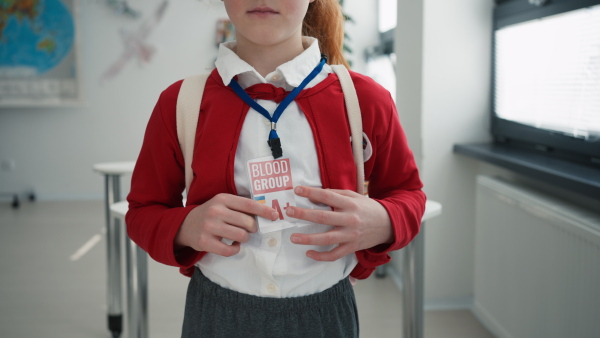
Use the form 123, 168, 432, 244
249, 158, 293, 194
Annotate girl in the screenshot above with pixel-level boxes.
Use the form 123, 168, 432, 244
126, 0, 426, 337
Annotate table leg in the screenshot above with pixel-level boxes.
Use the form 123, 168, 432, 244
402, 227, 425, 338
105, 175, 123, 337
126, 235, 149, 338
375, 263, 388, 278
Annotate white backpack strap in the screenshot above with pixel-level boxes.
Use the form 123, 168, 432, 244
176, 73, 210, 195
331, 65, 365, 195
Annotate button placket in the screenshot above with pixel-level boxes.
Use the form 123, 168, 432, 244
262, 231, 282, 249
266, 283, 277, 294
267, 72, 282, 82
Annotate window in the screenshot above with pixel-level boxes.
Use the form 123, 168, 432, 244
492, 0, 600, 165
378, 0, 397, 33
364, 0, 397, 100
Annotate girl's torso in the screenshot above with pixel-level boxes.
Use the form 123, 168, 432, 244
194, 37, 358, 298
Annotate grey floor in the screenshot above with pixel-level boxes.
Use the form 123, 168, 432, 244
0, 200, 495, 338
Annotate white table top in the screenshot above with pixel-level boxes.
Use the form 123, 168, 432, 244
111, 199, 443, 222
93, 161, 136, 175
110, 200, 129, 218
423, 200, 442, 222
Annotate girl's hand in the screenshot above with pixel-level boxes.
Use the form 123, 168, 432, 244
287, 186, 393, 261
175, 193, 279, 257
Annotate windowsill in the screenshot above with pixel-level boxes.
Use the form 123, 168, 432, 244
453, 142, 600, 200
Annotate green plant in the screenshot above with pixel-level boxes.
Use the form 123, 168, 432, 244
339, 0, 354, 66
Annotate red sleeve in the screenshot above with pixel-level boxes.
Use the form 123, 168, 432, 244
350, 89, 426, 279
125, 81, 205, 271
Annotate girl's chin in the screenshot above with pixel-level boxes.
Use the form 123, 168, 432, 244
240, 34, 297, 48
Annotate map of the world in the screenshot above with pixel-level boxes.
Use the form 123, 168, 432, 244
0, 0, 79, 106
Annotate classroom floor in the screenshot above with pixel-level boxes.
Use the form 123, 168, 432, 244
0, 200, 495, 338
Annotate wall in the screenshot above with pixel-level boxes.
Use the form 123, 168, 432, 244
0, 0, 377, 201
394, 0, 599, 312
0, 0, 500, 311
0, 0, 227, 200
394, 0, 496, 309
422, 0, 496, 308
343, 0, 379, 74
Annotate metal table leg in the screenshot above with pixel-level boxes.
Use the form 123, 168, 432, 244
126, 235, 149, 338
402, 226, 425, 338
375, 263, 388, 278
104, 175, 123, 337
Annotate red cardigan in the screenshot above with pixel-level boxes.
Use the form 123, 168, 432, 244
126, 69, 426, 279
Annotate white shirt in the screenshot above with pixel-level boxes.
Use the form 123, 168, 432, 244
196, 37, 358, 298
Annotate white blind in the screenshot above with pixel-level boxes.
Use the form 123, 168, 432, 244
495, 5, 600, 140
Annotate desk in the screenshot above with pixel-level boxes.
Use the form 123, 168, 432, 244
110, 199, 441, 338
403, 200, 442, 338
93, 161, 135, 338
111, 200, 148, 338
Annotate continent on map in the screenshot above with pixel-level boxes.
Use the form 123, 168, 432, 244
0, 0, 41, 40
37, 37, 55, 53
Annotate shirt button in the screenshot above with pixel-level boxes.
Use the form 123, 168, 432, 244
268, 238, 278, 247
270, 74, 281, 81
267, 283, 277, 294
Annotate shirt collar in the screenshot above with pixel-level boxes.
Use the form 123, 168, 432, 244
215, 37, 323, 89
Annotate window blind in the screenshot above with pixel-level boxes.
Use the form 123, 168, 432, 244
495, 5, 600, 140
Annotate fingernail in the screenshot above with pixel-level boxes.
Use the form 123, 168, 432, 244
291, 235, 301, 244
295, 186, 303, 195
286, 207, 294, 216
271, 211, 279, 220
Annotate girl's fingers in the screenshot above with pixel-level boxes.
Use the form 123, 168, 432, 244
286, 206, 351, 226
218, 207, 259, 233
305, 245, 353, 262
204, 238, 241, 257
290, 229, 356, 246
217, 193, 279, 221
214, 223, 252, 244
327, 189, 361, 198
294, 186, 355, 209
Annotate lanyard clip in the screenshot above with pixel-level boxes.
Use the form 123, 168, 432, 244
268, 137, 283, 159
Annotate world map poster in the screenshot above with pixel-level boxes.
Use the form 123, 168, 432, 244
0, 0, 80, 107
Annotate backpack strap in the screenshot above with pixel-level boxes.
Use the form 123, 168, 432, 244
331, 65, 364, 195
175, 67, 364, 196
176, 73, 210, 195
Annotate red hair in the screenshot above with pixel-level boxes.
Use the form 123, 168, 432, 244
303, 0, 349, 68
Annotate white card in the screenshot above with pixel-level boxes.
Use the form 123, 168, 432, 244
247, 156, 299, 233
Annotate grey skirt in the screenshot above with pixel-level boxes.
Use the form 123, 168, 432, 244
181, 268, 359, 338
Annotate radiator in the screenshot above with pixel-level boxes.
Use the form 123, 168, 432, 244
474, 175, 600, 338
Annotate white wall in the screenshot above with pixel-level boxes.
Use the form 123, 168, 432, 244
344, 0, 379, 74
422, 0, 495, 308
0, 0, 502, 311
394, 0, 496, 309
395, 0, 599, 312
0, 0, 227, 200
0, 0, 378, 201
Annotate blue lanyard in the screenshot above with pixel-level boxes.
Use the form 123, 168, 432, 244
229, 55, 327, 159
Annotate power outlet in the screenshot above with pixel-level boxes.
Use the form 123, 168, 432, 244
0, 159, 16, 171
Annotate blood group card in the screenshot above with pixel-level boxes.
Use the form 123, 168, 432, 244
247, 156, 299, 233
